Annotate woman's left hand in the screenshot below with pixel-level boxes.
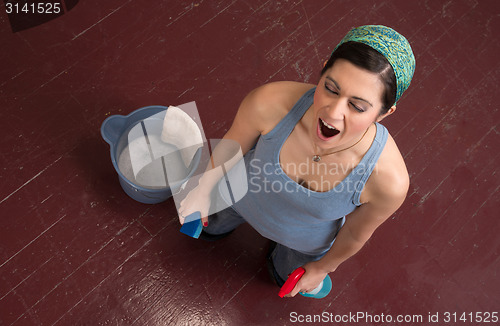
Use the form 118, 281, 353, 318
285, 261, 329, 297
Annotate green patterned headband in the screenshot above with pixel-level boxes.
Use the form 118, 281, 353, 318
335, 25, 415, 104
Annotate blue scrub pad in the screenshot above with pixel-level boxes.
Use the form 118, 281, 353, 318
180, 211, 202, 238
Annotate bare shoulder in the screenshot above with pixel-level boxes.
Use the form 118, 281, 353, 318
363, 131, 410, 207
239, 81, 315, 134
225, 81, 314, 153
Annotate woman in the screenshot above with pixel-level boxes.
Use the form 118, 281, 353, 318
179, 25, 415, 298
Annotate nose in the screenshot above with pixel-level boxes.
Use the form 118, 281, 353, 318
324, 97, 346, 120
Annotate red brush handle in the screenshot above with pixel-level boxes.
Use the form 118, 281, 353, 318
278, 267, 305, 298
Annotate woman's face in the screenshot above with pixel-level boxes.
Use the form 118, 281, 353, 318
311, 58, 391, 151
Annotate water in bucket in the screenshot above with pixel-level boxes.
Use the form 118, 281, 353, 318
101, 104, 203, 204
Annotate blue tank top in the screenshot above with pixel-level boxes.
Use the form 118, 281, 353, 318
222, 87, 388, 255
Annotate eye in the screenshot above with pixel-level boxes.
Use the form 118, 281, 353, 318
349, 102, 365, 113
324, 82, 338, 95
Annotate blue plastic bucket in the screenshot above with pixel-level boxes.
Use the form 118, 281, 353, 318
100, 105, 201, 204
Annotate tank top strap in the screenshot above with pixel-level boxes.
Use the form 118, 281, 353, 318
262, 87, 315, 141
352, 122, 388, 205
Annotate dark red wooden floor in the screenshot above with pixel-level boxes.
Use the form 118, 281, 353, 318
1, 0, 499, 325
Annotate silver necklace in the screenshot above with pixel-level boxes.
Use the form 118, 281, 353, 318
312, 127, 370, 162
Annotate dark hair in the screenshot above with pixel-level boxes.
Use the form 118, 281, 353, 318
321, 41, 397, 114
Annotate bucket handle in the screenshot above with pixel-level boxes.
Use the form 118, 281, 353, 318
101, 115, 127, 145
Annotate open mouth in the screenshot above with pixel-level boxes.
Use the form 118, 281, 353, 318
318, 118, 340, 139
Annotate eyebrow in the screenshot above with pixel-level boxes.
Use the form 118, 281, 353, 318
325, 76, 374, 108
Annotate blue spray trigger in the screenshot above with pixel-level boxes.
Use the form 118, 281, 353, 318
180, 211, 202, 238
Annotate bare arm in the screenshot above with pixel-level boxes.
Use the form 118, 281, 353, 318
178, 83, 293, 224
288, 165, 409, 296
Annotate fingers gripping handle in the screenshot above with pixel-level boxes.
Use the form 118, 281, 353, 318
278, 267, 305, 298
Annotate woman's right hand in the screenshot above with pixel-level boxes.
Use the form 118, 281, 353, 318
178, 184, 212, 227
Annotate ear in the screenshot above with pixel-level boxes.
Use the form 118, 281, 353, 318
377, 105, 397, 122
